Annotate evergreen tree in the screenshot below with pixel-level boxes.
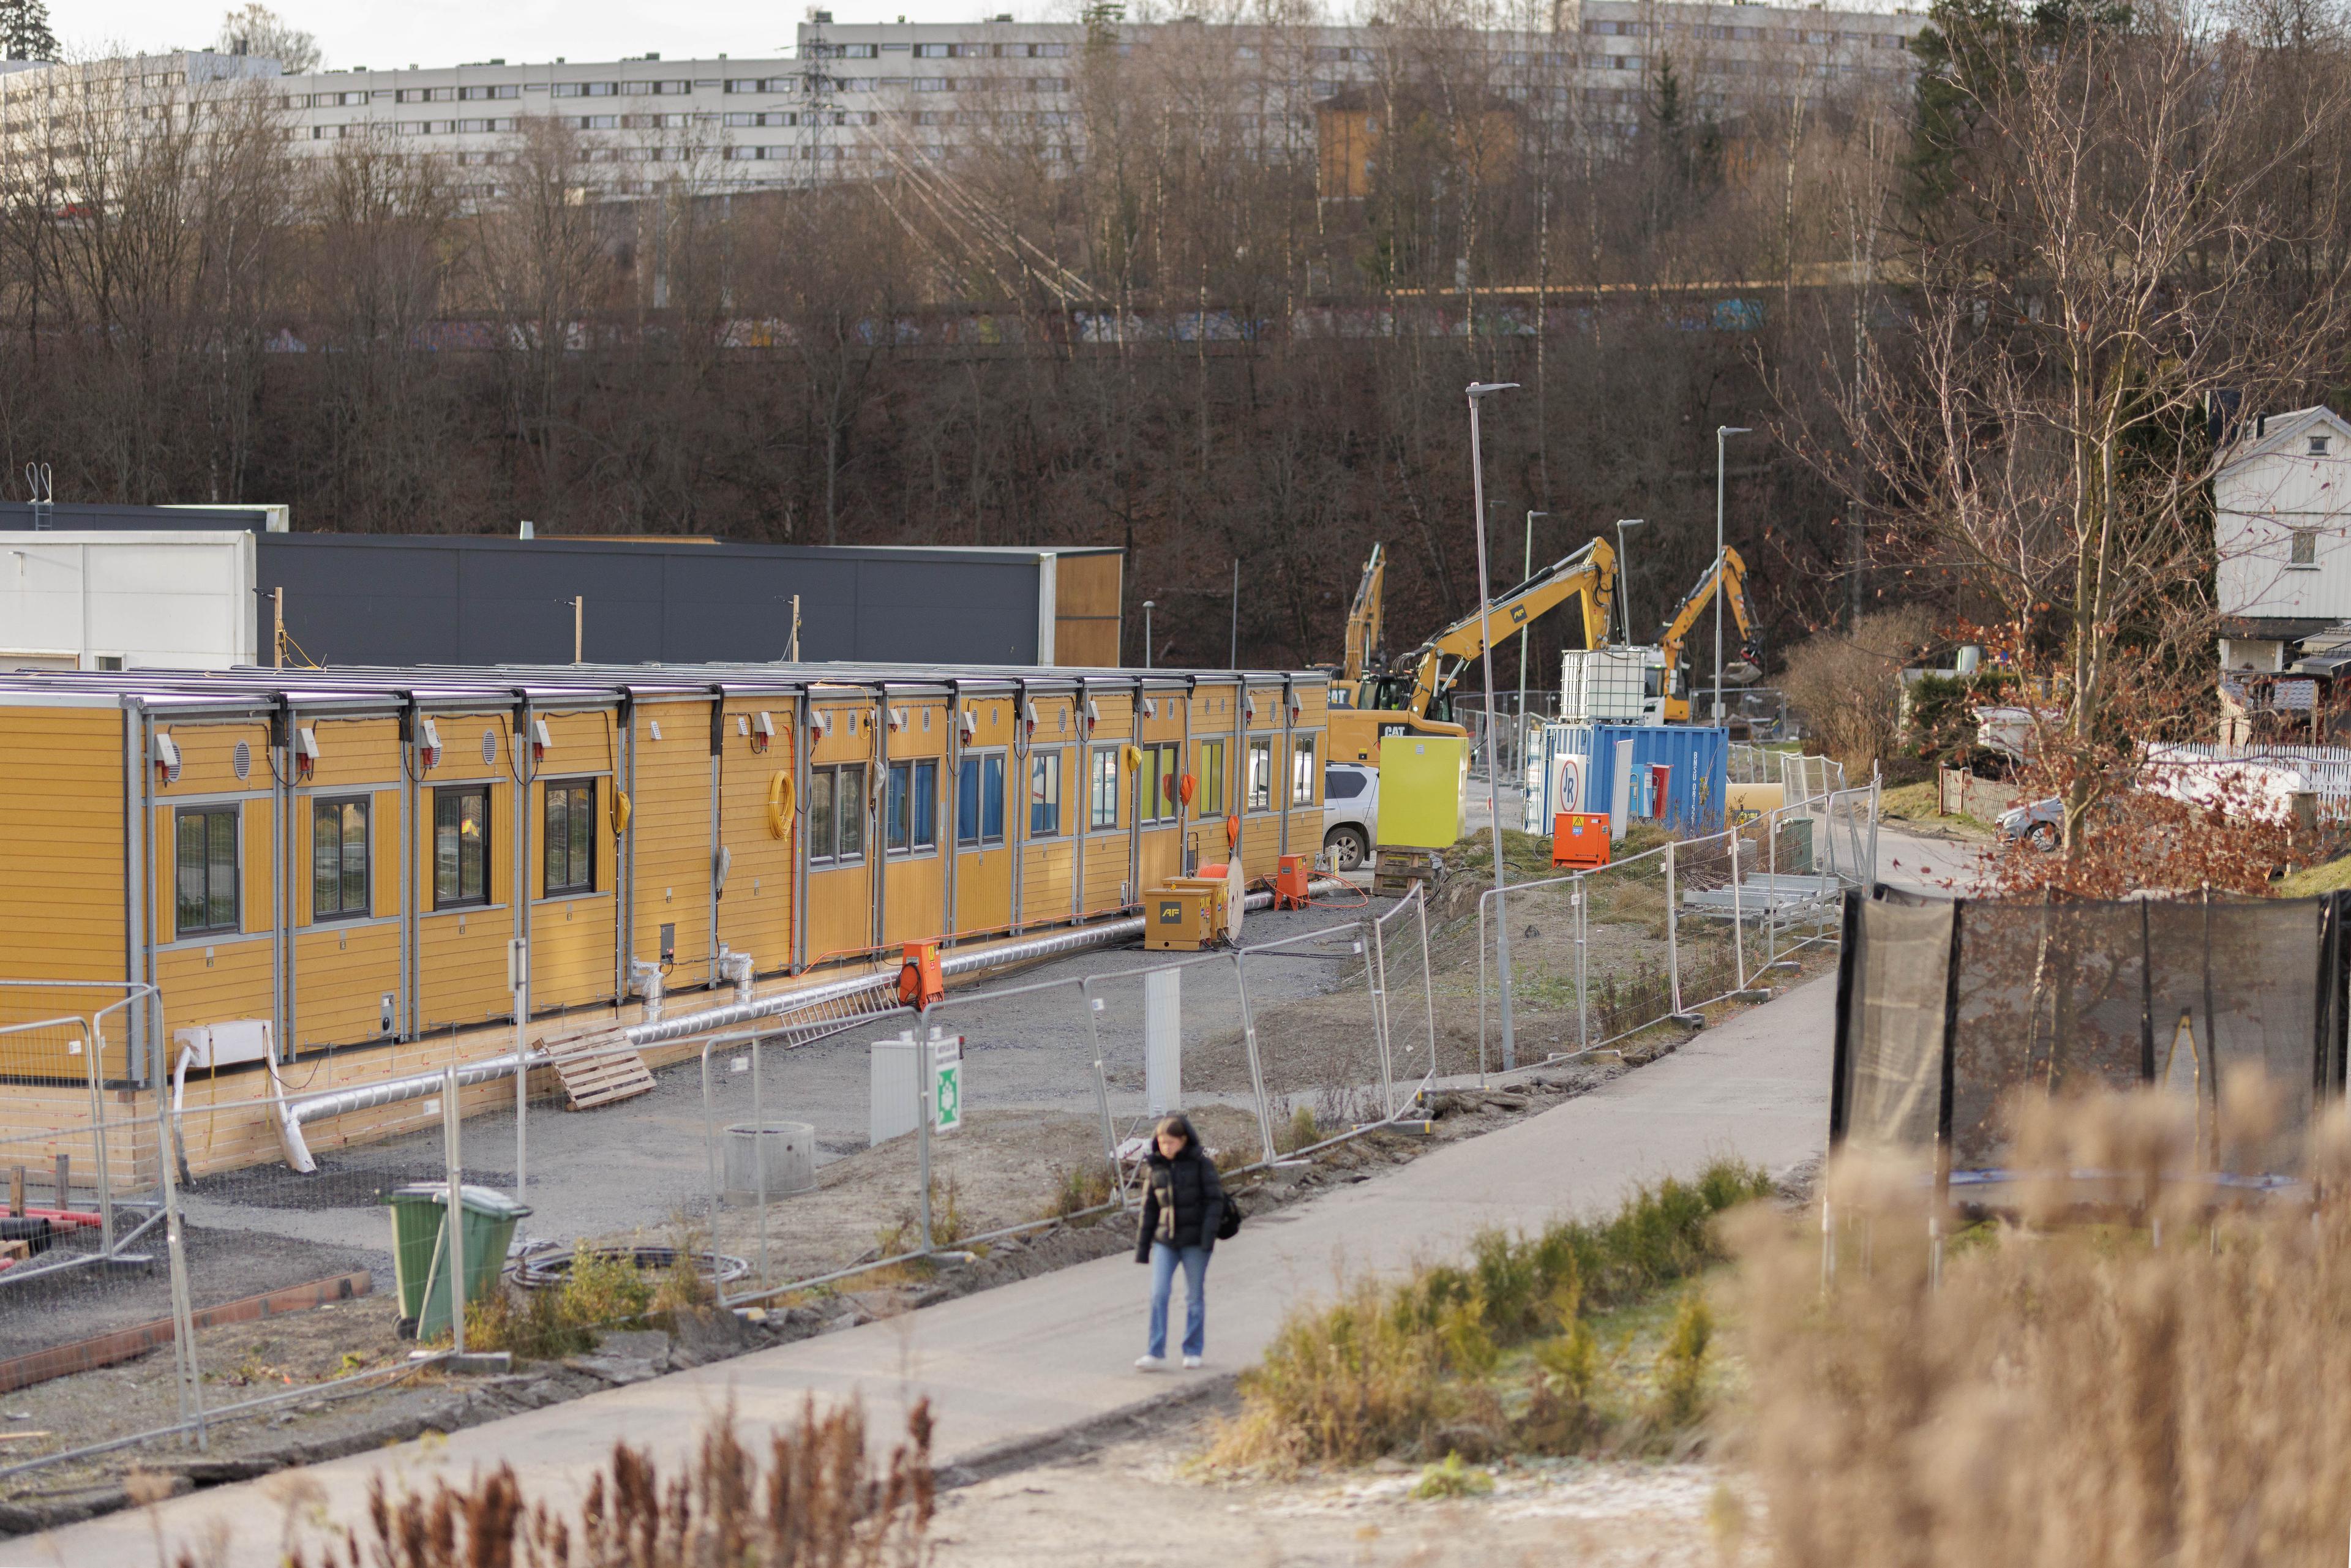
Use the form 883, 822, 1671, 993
0, 0, 57, 62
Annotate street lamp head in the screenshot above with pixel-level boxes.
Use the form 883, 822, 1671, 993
1143, 600, 1155, 610
1718, 425, 1753, 437
1466, 381, 1520, 398
1615, 517, 1646, 529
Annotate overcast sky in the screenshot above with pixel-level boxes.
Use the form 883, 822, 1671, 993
48, 1, 1060, 70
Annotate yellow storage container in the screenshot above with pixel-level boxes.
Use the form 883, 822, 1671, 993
1144, 885, 1217, 950
1376, 736, 1467, 850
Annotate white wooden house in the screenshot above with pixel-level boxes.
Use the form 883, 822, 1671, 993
2215, 405, 2351, 675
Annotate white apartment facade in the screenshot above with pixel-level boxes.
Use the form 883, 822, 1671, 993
0, 4, 1923, 197
2216, 405, 2351, 674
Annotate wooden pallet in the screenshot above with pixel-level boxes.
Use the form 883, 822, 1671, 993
537, 1024, 658, 1111
1372, 847, 1438, 899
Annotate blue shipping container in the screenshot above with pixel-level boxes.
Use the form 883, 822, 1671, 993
1522, 724, 1728, 835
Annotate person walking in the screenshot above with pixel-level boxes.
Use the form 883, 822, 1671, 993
1134, 1112, 1226, 1371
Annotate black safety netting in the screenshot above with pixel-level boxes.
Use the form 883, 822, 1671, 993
1832, 888, 2347, 1180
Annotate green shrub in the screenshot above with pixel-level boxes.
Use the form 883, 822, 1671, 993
1211, 1158, 1771, 1470
1411, 1452, 1494, 1499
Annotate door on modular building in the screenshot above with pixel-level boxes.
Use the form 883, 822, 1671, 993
952, 697, 1015, 937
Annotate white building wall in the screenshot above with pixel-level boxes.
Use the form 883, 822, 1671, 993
2216, 419, 2351, 623
0, 531, 257, 671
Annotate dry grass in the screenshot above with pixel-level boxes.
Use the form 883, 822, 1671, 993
1208, 1160, 1773, 1472
264, 1398, 933, 1568
1735, 1084, 2351, 1566
460, 1242, 660, 1359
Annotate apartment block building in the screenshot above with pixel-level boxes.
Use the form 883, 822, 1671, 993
0, 4, 1924, 197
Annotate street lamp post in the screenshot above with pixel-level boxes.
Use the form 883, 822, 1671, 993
1467, 381, 1520, 1070
1517, 510, 1547, 782
1714, 427, 1752, 722
1142, 601, 1155, 669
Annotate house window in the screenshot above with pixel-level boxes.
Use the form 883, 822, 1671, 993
175, 807, 239, 936
1291, 735, 1318, 805
886, 759, 940, 854
1246, 738, 1274, 811
2292, 528, 2320, 568
433, 787, 490, 909
311, 797, 370, 920
1030, 749, 1064, 836
1139, 743, 1180, 825
2312, 435, 2331, 456
1089, 746, 1121, 830
543, 779, 596, 895
958, 753, 1007, 846
808, 764, 868, 863
1194, 740, 1226, 817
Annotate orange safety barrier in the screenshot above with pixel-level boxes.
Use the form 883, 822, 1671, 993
1551, 811, 1613, 869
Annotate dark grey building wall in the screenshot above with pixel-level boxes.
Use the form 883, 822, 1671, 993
258, 536, 1044, 666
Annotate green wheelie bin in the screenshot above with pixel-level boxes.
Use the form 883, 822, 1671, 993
377, 1183, 532, 1340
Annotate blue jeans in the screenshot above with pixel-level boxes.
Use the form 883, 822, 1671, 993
1148, 1242, 1210, 1359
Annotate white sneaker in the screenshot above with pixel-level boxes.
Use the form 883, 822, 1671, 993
1134, 1354, 1166, 1371
1183, 1354, 1204, 1370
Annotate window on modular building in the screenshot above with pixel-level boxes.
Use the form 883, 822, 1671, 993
312, 797, 370, 920
176, 806, 239, 936
913, 759, 938, 851
543, 779, 595, 895
958, 752, 1006, 846
1195, 738, 1226, 816
1089, 746, 1119, 830
432, 786, 490, 909
1031, 749, 1063, 836
886, 760, 913, 852
837, 763, 868, 860
807, 768, 837, 861
1247, 737, 1273, 811
1291, 735, 1317, 805
2293, 528, 2319, 567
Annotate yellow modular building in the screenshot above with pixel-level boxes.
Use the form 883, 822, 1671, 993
0, 662, 1328, 1171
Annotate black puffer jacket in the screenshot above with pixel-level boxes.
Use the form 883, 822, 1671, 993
1134, 1147, 1226, 1260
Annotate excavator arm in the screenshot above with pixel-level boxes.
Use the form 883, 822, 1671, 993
1341, 544, 1385, 685
1398, 538, 1618, 717
1657, 547, 1761, 721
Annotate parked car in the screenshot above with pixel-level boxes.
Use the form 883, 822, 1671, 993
1322, 762, 1379, 871
1997, 796, 2061, 850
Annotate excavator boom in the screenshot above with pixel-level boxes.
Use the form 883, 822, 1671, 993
1656, 547, 1760, 722
1341, 544, 1385, 684
1400, 538, 1618, 717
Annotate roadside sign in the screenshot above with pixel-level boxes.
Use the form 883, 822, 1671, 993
931, 1034, 964, 1133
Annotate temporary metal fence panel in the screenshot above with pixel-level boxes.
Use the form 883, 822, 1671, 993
1477, 777, 1880, 1079
1831, 888, 2351, 1184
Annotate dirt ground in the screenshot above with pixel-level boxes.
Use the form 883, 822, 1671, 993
932, 1384, 1763, 1567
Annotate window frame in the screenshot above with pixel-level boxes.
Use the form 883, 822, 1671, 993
1139, 742, 1181, 825
808, 763, 869, 866
542, 777, 597, 896
174, 805, 241, 937
432, 786, 493, 910
2292, 528, 2321, 568
884, 759, 941, 857
1194, 738, 1227, 817
1245, 736, 1275, 813
1089, 745, 1121, 831
1030, 748, 1065, 838
1290, 735, 1319, 806
310, 795, 371, 923
957, 751, 1007, 847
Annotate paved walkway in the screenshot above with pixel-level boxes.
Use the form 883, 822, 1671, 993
35, 972, 1837, 1567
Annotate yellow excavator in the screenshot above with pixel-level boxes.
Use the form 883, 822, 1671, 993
1328, 538, 1619, 763
1652, 546, 1763, 723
